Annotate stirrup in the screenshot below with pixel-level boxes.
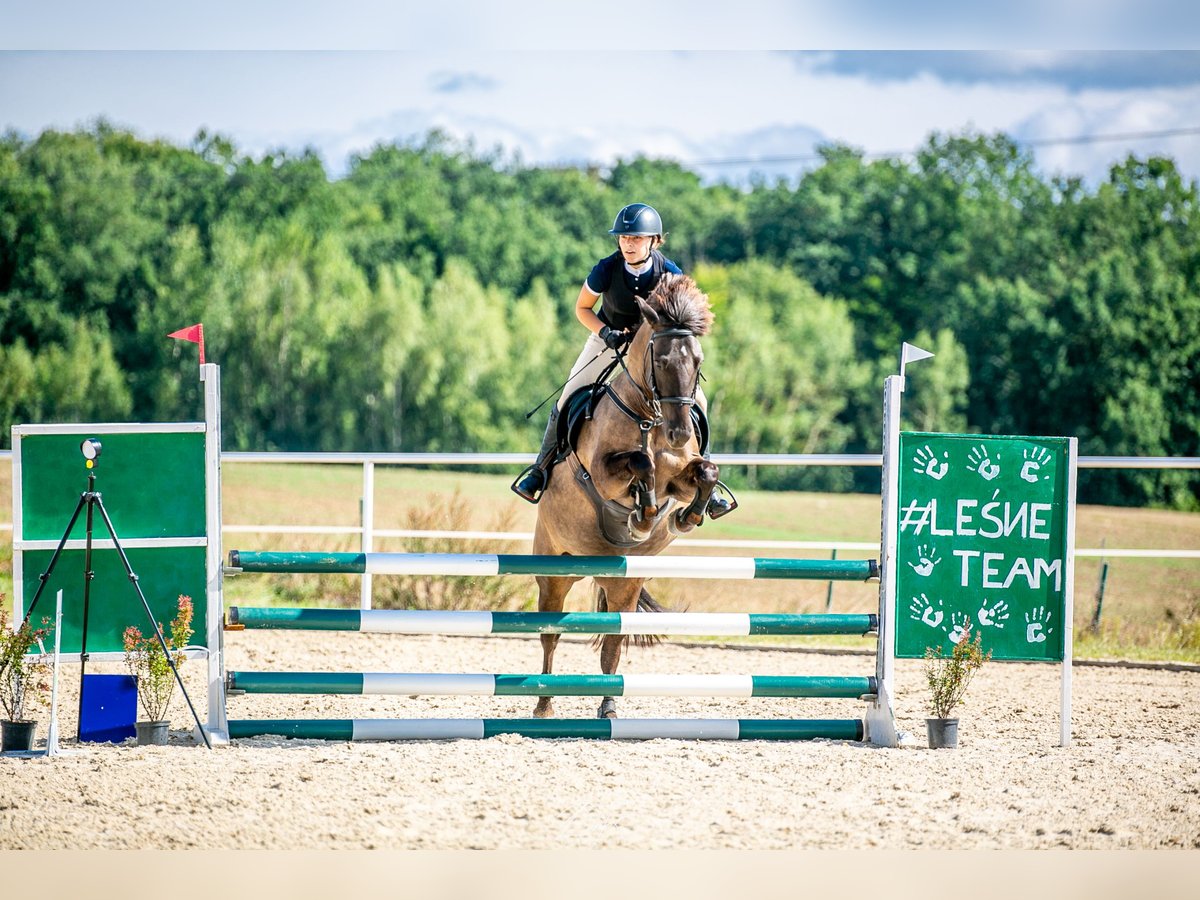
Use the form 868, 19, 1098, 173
511, 464, 548, 504
705, 480, 738, 519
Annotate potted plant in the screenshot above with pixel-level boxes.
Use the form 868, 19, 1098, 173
122, 594, 194, 746
923, 628, 989, 749
0, 603, 53, 752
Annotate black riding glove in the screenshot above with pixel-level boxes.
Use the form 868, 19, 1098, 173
599, 326, 629, 350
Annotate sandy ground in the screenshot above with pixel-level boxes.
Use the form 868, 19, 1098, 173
2, 629, 1198, 850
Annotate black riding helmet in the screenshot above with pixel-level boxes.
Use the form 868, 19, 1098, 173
608, 203, 665, 238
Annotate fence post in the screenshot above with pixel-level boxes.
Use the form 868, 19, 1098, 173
825, 548, 838, 612
360, 461, 375, 610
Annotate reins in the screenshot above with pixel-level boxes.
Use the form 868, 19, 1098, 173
592, 325, 703, 465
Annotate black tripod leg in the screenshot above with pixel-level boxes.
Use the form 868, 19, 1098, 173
0, 492, 88, 693
76, 490, 98, 742
17, 492, 88, 629
92, 496, 213, 750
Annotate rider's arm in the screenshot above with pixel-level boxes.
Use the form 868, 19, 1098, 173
574, 283, 605, 335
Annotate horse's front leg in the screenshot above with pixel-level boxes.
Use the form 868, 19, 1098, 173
603, 450, 659, 537
670, 457, 720, 533
533, 573, 577, 718
594, 578, 643, 719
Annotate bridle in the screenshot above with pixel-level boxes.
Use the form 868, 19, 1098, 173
643, 327, 701, 411
602, 326, 701, 434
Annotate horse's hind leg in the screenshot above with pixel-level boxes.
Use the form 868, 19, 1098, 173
533, 574, 574, 718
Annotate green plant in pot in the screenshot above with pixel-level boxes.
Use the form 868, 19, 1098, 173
0, 603, 53, 752
923, 628, 989, 749
122, 594, 193, 746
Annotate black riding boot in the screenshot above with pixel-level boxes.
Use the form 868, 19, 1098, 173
703, 446, 735, 519
512, 407, 561, 503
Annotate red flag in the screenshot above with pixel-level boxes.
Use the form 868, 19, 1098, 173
168, 323, 205, 365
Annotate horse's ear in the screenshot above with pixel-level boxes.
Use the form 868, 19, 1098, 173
636, 297, 661, 326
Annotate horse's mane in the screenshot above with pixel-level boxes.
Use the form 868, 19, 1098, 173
644, 274, 714, 336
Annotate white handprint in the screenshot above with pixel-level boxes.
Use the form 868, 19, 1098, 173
948, 612, 972, 644
912, 445, 949, 481
907, 544, 941, 577
1020, 447, 1053, 483
1025, 606, 1054, 644
966, 445, 1001, 481
977, 598, 1009, 629
908, 593, 946, 630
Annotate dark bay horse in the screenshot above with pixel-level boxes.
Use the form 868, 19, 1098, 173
531, 274, 721, 719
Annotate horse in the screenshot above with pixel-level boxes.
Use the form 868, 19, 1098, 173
530, 274, 722, 719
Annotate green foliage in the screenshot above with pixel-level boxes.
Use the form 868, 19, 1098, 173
901, 328, 970, 433
122, 594, 194, 723
699, 260, 867, 490
0, 604, 53, 723
923, 630, 990, 719
1, 123, 1197, 507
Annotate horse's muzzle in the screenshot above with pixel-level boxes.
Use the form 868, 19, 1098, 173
664, 422, 693, 449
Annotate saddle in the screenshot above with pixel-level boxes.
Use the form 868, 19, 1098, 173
554, 384, 710, 462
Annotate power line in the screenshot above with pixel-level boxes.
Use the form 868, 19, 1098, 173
686, 125, 1200, 168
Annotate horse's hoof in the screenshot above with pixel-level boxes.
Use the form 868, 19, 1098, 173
533, 702, 555, 718
597, 699, 617, 719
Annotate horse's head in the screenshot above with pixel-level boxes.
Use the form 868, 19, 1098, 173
635, 275, 714, 450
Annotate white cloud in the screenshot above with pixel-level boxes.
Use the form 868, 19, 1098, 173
1, 50, 1194, 186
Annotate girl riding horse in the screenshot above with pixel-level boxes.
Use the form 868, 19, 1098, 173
512, 202, 729, 520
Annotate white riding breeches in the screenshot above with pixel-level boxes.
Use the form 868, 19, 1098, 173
557, 332, 619, 411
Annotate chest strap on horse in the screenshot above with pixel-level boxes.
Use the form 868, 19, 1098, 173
570, 455, 676, 548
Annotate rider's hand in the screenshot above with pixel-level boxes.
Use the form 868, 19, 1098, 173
599, 326, 630, 350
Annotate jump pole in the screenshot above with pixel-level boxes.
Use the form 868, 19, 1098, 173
227, 672, 878, 698
226, 551, 877, 581
228, 718, 865, 742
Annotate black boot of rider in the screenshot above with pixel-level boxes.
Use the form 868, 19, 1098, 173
706, 491, 733, 518
512, 408, 561, 504
702, 446, 735, 519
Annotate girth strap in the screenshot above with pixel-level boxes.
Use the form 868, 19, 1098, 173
570, 456, 675, 548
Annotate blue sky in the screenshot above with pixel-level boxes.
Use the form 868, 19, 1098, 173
2, 2, 1198, 185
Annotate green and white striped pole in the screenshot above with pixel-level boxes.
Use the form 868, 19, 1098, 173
227, 550, 878, 581
226, 671, 878, 698
227, 607, 878, 636
228, 717, 865, 741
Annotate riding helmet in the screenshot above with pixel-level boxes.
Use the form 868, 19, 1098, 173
608, 203, 665, 237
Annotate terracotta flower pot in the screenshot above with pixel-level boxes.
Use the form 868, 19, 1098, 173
2, 719, 37, 752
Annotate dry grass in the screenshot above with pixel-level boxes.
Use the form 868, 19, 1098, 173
3, 462, 1198, 661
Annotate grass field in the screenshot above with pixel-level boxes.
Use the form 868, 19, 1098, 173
3, 462, 1198, 661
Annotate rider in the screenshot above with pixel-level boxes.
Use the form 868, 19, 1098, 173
512, 202, 729, 519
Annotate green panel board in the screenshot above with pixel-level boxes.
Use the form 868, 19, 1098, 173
895, 433, 1072, 661
20, 546, 208, 656
19, 431, 206, 540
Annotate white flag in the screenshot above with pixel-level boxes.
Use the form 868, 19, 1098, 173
901, 342, 935, 365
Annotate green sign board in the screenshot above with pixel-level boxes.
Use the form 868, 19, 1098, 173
895, 432, 1076, 661
12, 424, 211, 656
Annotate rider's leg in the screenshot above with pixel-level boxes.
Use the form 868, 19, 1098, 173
513, 332, 617, 503
696, 385, 734, 518
512, 407, 561, 501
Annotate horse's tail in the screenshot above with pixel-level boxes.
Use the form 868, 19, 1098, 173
590, 584, 668, 650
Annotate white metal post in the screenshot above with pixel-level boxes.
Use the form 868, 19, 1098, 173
866, 374, 903, 747
1061, 437, 1078, 747
361, 461, 375, 610
201, 363, 228, 743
